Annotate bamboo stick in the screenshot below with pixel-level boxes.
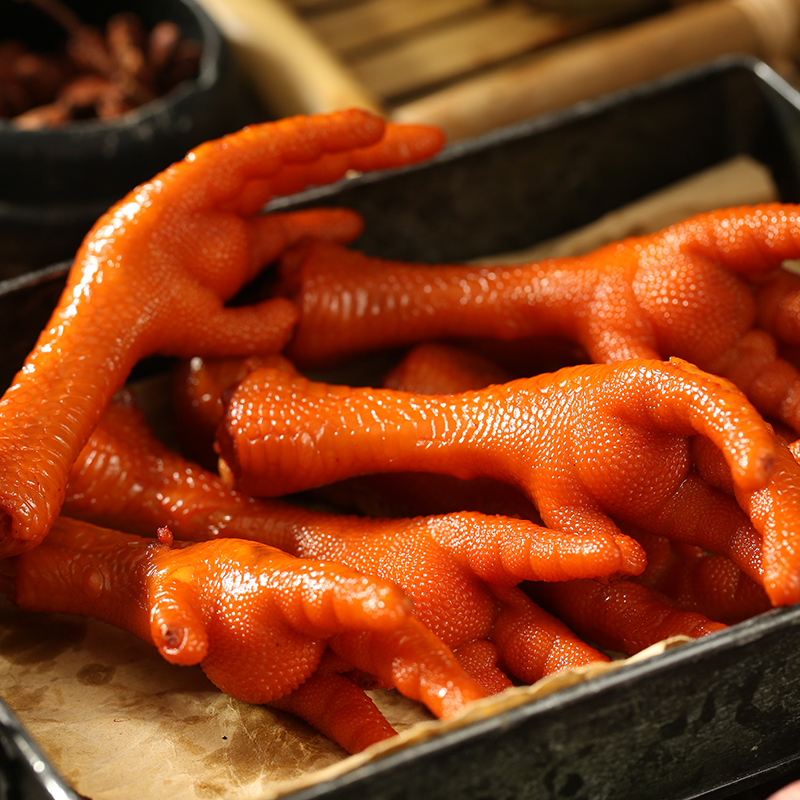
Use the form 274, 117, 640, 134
350, 2, 583, 99
306, 0, 490, 55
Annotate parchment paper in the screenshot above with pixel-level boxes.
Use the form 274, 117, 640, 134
0, 597, 688, 800
0, 153, 780, 800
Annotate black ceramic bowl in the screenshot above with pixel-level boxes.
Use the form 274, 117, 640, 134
0, 0, 259, 276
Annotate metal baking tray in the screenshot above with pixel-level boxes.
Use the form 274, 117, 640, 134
3, 55, 800, 800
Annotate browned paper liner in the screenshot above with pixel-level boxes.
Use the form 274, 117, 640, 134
469, 154, 778, 263
0, 600, 351, 799
0, 596, 689, 800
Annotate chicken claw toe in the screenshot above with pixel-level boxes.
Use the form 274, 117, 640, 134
9, 517, 413, 704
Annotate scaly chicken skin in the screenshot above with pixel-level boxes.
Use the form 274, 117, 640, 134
278, 206, 800, 435
0, 109, 444, 557
7, 516, 491, 751
215, 356, 800, 606
384, 343, 766, 644
65, 393, 633, 688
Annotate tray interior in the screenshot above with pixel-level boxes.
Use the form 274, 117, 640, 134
3, 56, 800, 800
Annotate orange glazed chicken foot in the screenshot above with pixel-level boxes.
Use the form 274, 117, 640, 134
8, 517, 488, 752
216, 357, 800, 606
0, 109, 444, 557
64, 395, 627, 689
65, 394, 644, 584
385, 343, 740, 651
280, 205, 800, 432
691, 434, 800, 607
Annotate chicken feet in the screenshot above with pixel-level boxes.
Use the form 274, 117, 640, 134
6, 516, 489, 751
65, 393, 635, 688
278, 205, 800, 434
215, 356, 800, 605
0, 109, 444, 557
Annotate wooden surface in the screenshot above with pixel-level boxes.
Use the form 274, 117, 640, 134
290, 0, 634, 103
202, 0, 800, 140
299, 0, 608, 101
391, 0, 775, 139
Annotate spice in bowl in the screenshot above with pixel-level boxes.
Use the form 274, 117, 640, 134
1, 0, 201, 128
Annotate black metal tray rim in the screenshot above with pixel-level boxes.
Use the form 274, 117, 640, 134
286, 603, 800, 799
0, 696, 78, 800
266, 54, 781, 215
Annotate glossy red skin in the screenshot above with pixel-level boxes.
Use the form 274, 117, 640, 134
216, 355, 800, 607
171, 353, 298, 469
64, 347, 777, 680
10, 517, 411, 699
529, 579, 727, 654
385, 344, 765, 645
279, 205, 800, 436
65, 394, 631, 688
9, 516, 492, 751
377, 345, 762, 649
629, 529, 770, 626
317, 344, 543, 520
0, 109, 444, 557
